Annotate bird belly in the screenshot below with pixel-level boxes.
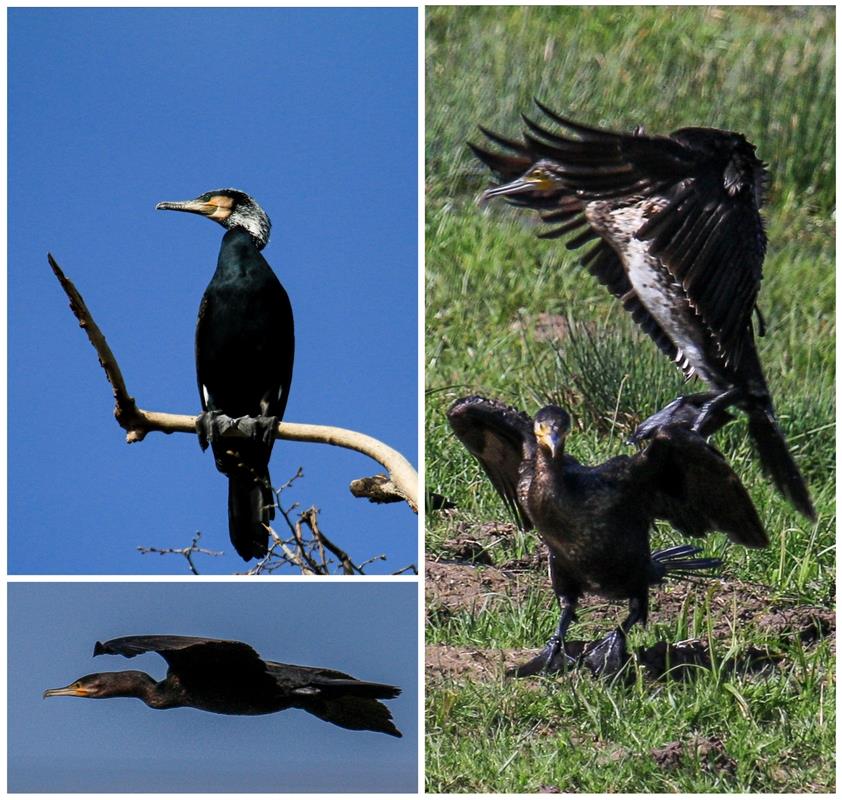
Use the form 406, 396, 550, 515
588, 203, 724, 387
537, 515, 649, 600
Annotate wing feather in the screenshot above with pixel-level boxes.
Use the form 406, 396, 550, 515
447, 396, 535, 529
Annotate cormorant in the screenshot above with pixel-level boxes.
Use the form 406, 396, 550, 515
447, 396, 767, 675
43, 635, 402, 737
157, 189, 295, 560
470, 103, 814, 520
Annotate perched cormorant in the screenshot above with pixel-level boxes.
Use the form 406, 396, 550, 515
43, 635, 402, 737
447, 396, 767, 675
471, 104, 814, 520
157, 189, 295, 560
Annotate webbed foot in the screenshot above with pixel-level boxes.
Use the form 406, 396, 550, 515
507, 636, 581, 677
195, 410, 228, 451
232, 414, 279, 446
582, 629, 631, 677
628, 393, 736, 445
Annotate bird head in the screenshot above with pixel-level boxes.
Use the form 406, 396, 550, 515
533, 406, 571, 459
480, 161, 562, 204
156, 188, 271, 250
43, 670, 153, 700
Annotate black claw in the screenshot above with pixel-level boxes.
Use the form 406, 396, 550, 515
195, 410, 223, 451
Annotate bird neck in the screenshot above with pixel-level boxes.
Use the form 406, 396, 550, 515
215, 228, 267, 277
97, 670, 165, 704
536, 445, 565, 468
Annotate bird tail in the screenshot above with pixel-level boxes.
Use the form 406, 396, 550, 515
651, 544, 722, 582
746, 404, 815, 520
297, 680, 403, 737
228, 470, 275, 561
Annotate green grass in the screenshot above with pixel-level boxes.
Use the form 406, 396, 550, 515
425, 6, 835, 793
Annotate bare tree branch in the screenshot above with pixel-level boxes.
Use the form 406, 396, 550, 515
137, 472, 419, 576
137, 532, 222, 575
49, 253, 418, 512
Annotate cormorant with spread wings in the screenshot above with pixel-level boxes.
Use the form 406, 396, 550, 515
448, 396, 766, 675
471, 103, 814, 520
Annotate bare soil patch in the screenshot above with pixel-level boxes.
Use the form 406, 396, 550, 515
426, 557, 834, 684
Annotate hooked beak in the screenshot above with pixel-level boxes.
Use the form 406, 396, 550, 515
480, 172, 557, 205
155, 198, 217, 216
43, 683, 89, 699
534, 422, 564, 459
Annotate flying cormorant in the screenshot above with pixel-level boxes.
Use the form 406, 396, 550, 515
471, 104, 814, 520
447, 396, 767, 675
44, 635, 402, 736
157, 189, 294, 560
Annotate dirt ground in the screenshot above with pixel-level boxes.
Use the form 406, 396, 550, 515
426, 532, 835, 683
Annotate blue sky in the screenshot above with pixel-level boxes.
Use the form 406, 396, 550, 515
8, 581, 418, 792
8, 8, 418, 574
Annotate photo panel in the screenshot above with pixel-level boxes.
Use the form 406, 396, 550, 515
9, 581, 418, 793
9, 7, 418, 575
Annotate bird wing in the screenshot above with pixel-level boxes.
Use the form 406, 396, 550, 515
476, 103, 767, 365
195, 295, 212, 411
632, 425, 768, 548
446, 396, 535, 529
471, 123, 683, 368
93, 635, 274, 685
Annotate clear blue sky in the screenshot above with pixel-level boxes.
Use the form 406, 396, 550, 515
8, 8, 418, 574
9, 581, 418, 792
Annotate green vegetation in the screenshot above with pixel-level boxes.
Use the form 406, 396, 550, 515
425, 6, 834, 793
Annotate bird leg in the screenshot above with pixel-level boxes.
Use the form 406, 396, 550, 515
628, 392, 736, 445
508, 596, 578, 677
582, 597, 643, 677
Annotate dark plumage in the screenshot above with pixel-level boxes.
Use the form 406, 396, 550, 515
157, 189, 295, 560
471, 103, 814, 520
448, 396, 767, 674
43, 635, 402, 737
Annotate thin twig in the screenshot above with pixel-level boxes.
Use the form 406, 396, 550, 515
137, 532, 222, 575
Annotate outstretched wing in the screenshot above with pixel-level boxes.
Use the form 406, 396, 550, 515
446, 396, 535, 529
633, 425, 768, 548
474, 102, 768, 366
471, 117, 683, 368
94, 634, 274, 685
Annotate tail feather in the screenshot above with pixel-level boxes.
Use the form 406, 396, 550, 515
228, 473, 275, 561
747, 406, 815, 520
295, 684, 403, 737
651, 544, 722, 582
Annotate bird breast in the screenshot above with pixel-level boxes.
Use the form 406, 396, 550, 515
586, 199, 723, 387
